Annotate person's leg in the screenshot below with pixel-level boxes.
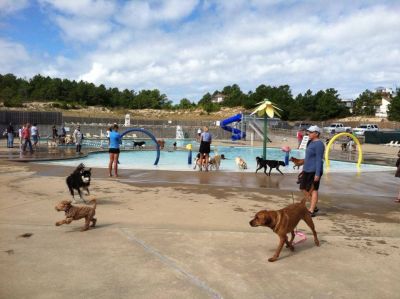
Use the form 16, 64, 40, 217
28, 140, 33, 152
309, 190, 318, 213
114, 153, 119, 176
108, 153, 114, 176
204, 153, 209, 171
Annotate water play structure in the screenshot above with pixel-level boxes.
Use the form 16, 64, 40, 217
325, 132, 363, 169
120, 128, 160, 165
176, 125, 184, 140
220, 113, 246, 140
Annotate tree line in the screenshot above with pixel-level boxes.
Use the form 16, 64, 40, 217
1, 73, 399, 121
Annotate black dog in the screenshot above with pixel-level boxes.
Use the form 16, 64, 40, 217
66, 163, 92, 202
133, 141, 146, 148
255, 156, 285, 176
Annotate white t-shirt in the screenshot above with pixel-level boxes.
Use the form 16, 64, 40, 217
31, 126, 38, 136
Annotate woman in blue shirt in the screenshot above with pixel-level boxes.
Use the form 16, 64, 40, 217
199, 126, 212, 171
108, 124, 121, 177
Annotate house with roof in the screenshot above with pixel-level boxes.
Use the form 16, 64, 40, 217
374, 87, 393, 118
342, 99, 355, 113
211, 93, 225, 103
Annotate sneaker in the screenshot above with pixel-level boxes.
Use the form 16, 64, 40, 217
309, 211, 317, 217
313, 207, 319, 213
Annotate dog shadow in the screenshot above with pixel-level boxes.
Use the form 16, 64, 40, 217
63, 222, 116, 233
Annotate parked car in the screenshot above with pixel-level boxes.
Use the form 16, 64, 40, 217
296, 122, 313, 130
352, 124, 379, 136
323, 123, 352, 134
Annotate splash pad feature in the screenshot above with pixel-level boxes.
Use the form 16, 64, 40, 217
325, 132, 363, 169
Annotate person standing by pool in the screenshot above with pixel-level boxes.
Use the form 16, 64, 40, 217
108, 124, 121, 177
299, 125, 325, 216
297, 129, 304, 148
22, 123, 33, 153
73, 125, 83, 154
197, 128, 202, 141
6, 122, 14, 148
199, 126, 212, 171
52, 125, 58, 144
31, 123, 39, 150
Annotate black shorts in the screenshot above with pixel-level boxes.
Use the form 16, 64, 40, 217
199, 141, 211, 154
109, 148, 120, 154
299, 171, 321, 191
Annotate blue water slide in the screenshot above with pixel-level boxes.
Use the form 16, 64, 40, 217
220, 113, 246, 141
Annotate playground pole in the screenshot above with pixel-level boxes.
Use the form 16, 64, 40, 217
263, 115, 267, 159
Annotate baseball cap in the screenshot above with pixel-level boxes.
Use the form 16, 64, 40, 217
307, 125, 320, 133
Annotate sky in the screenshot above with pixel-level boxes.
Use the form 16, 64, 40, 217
0, 0, 399, 103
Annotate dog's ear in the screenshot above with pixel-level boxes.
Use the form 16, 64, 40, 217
263, 213, 272, 226
88, 168, 92, 172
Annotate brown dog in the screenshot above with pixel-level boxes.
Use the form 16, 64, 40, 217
290, 157, 304, 170
249, 196, 319, 262
55, 198, 97, 231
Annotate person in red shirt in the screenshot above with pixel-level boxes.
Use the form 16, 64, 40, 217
297, 129, 304, 148
22, 123, 33, 153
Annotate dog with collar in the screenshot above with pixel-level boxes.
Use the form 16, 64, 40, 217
66, 163, 91, 203
255, 156, 285, 176
249, 196, 320, 262
55, 198, 97, 231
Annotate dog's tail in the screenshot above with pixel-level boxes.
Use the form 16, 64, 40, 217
89, 198, 97, 209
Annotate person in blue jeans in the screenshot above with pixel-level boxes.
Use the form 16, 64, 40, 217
299, 125, 325, 217
7, 123, 14, 148
108, 124, 121, 177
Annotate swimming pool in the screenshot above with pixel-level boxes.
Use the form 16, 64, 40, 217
40, 144, 395, 173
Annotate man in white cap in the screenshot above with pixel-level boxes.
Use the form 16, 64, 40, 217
299, 125, 325, 217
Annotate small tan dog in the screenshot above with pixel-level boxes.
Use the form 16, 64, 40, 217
209, 154, 226, 170
235, 157, 247, 170
290, 157, 304, 170
55, 198, 97, 231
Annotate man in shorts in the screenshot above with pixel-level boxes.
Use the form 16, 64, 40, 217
299, 125, 325, 217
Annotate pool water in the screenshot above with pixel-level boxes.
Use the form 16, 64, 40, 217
41, 144, 395, 173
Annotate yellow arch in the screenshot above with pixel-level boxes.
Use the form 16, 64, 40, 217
325, 132, 363, 169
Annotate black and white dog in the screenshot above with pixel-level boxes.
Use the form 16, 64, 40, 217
255, 156, 285, 176
66, 163, 92, 202
133, 141, 146, 149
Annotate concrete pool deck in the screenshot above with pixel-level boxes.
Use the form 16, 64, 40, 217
0, 136, 399, 298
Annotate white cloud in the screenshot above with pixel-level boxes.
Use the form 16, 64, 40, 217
118, 0, 199, 28
38, 0, 116, 18
0, 0, 28, 15
2, 1, 400, 102
0, 38, 30, 73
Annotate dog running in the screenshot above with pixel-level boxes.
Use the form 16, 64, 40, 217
55, 198, 97, 231
290, 157, 304, 170
255, 156, 285, 176
235, 157, 247, 170
133, 141, 146, 148
66, 163, 92, 202
249, 196, 320, 262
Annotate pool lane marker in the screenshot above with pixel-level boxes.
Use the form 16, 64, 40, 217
119, 228, 223, 299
